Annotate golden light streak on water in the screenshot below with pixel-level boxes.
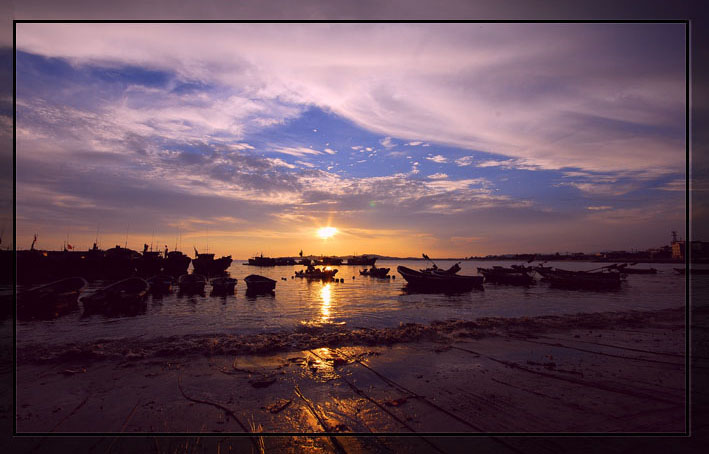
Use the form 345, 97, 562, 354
320, 282, 331, 322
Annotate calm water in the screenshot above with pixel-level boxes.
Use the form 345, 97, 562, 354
12, 260, 691, 349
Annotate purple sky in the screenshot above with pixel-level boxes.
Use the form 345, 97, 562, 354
1, 0, 701, 258
10, 22, 687, 257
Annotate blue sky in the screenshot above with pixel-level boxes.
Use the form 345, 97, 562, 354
13, 23, 686, 256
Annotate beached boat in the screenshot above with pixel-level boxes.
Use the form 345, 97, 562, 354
147, 274, 174, 293
359, 266, 390, 278
211, 276, 237, 294
294, 267, 339, 280
619, 266, 658, 274
674, 268, 709, 275
244, 274, 277, 293
192, 251, 232, 276
477, 267, 535, 286
397, 265, 483, 291
18, 276, 87, 318
81, 277, 149, 313
178, 274, 207, 294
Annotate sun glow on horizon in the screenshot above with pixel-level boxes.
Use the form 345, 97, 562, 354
317, 226, 338, 239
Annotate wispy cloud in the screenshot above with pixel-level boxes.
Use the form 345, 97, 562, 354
657, 179, 685, 191
380, 136, 395, 148
295, 160, 316, 168
271, 146, 323, 157
267, 157, 296, 169
427, 173, 448, 180
559, 182, 639, 196
426, 154, 448, 163
455, 156, 474, 166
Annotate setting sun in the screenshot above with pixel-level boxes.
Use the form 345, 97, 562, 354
317, 227, 338, 239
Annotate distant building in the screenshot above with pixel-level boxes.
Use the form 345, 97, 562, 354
672, 240, 684, 260
671, 239, 709, 260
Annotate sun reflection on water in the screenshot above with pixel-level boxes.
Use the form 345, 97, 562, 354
320, 283, 331, 322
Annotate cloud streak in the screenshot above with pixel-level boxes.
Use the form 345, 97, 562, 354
16, 23, 685, 174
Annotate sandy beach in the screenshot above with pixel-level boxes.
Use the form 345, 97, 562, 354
4, 303, 706, 453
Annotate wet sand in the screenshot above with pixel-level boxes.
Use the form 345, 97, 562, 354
6, 305, 709, 453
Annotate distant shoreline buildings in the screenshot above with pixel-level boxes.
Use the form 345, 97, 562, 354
4, 232, 707, 267
670, 230, 708, 261
469, 231, 707, 263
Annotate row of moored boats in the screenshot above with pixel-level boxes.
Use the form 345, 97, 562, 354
16, 273, 276, 319
398, 261, 692, 292
14, 259, 699, 320
15, 243, 232, 283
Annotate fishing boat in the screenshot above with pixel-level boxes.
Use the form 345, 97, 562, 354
294, 267, 339, 280
247, 254, 276, 266
359, 266, 390, 278
178, 274, 207, 294
163, 250, 191, 275
477, 266, 535, 286
397, 265, 483, 291
18, 276, 87, 318
81, 277, 149, 313
147, 274, 174, 294
244, 274, 277, 293
192, 249, 232, 276
135, 245, 164, 276
347, 255, 377, 266
538, 268, 623, 290
16, 236, 52, 283
314, 256, 343, 266
211, 276, 237, 294
103, 245, 140, 278
419, 262, 463, 275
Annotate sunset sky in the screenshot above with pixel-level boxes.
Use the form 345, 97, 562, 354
13, 22, 686, 257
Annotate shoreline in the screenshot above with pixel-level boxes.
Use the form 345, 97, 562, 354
15, 306, 686, 364
12, 305, 692, 442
